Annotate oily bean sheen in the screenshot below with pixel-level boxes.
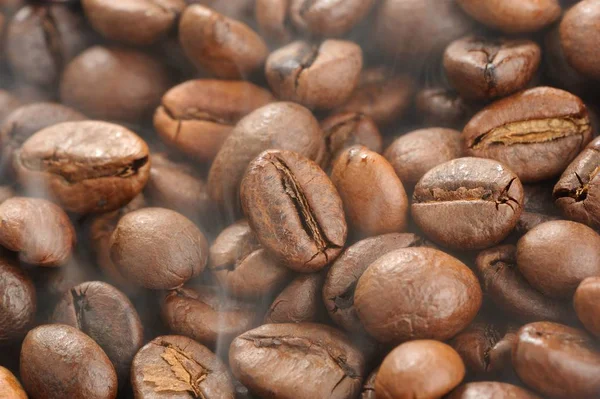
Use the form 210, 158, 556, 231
324, 233, 430, 334
444, 36, 541, 101
463, 87, 592, 183
412, 157, 524, 250
154, 80, 274, 162
375, 340, 465, 399
51, 281, 144, 383
0, 197, 74, 266
264, 272, 325, 324
265, 40, 363, 110
0, 255, 36, 343
240, 149, 346, 272
288, 0, 377, 37
331, 146, 408, 237
574, 277, 600, 338
457, 0, 561, 33
131, 335, 235, 399
517, 220, 600, 299
560, 0, 600, 81
447, 382, 542, 399
229, 323, 366, 399
20, 324, 117, 399
513, 322, 600, 399
13, 121, 150, 214
0, 366, 27, 399
354, 248, 482, 343
476, 245, 572, 323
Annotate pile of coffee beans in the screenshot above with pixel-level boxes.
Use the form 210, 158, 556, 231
2, 0, 600, 398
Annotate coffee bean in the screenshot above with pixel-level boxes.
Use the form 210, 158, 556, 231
154, 80, 274, 162
20, 324, 118, 399
264, 272, 325, 324
82, 0, 185, 45
288, 0, 377, 37
354, 247, 482, 343
0, 366, 27, 399
179, 5, 268, 79
517, 220, 600, 298
415, 87, 474, 128
574, 277, 600, 338
0, 90, 22, 125
265, 39, 363, 110
361, 368, 377, 399
240, 149, 346, 272
255, 0, 292, 42
447, 382, 542, 399
444, 36, 541, 100
375, 340, 465, 399
0, 255, 35, 343
131, 335, 235, 399
463, 87, 592, 183
515, 212, 562, 236
524, 182, 560, 215
13, 121, 151, 214
331, 145, 408, 237
384, 127, 463, 188
512, 322, 600, 399
412, 157, 524, 250
229, 323, 366, 399
560, 0, 600, 81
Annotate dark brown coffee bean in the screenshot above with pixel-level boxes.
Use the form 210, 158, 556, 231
82, 0, 185, 45
523, 182, 560, 215
412, 157, 524, 250
208, 102, 325, 221
457, 0, 561, 33
110, 207, 208, 290
60, 46, 171, 123
375, 340, 465, 399
194, 0, 255, 21
512, 322, 600, 399
288, 0, 376, 37
560, 0, 600, 80
355, 247, 482, 343
574, 277, 600, 338
13, 121, 151, 214
209, 220, 290, 299
517, 220, 600, 298
161, 285, 257, 348
384, 128, 463, 188
515, 211, 561, 236
463, 87, 592, 183
131, 335, 235, 399
179, 5, 268, 79
241, 149, 346, 272
154, 80, 274, 162
229, 323, 366, 399
52, 281, 144, 383
255, 0, 291, 42
331, 145, 408, 237
265, 40, 363, 110
20, 324, 117, 399
0, 197, 74, 266
361, 368, 377, 399
447, 382, 542, 399
0, 255, 35, 343
324, 233, 430, 334
476, 245, 572, 323
415, 88, 474, 128
0, 90, 22, 125
264, 272, 325, 324
0, 366, 27, 399
444, 36, 541, 100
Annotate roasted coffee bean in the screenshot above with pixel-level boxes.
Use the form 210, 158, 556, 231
517, 220, 600, 298
476, 245, 572, 323
229, 323, 366, 399
444, 36, 541, 100
0, 255, 35, 343
560, 0, 600, 81
193, 0, 255, 22
161, 285, 257, 348
512, 322, 600, 399
82, 0, 186, 45
265, 40, 363, 110
354, 248, 482, 343
52, 281, 144, 383
324, 233, 430, 334
574, 277, 600, 338
20, 324, 118, 399
0, 197, 74, 266
264, 272, 325, 324
375, 340, 465, 399
412, 157, 524, 250
515, 212, 561, 236
208, 102, 324, 221
240, 149, 346, 272
457, 0, 561, 33
209, 220, 291, 299
463, 87, 592, 183
179, 5, 268, 79
255, 0, 292, 42
60, 46, 171, 123
110, 207, 208, 290
0, 366, 27, 399
523, 182, 560, 215
0, 90, 22, 125
288, 0, 377, 37
447, 382, 542, 399
415, 88, 474, 128
331, 145, 408, 237
154, 80, 274, 162
131, 335, 235, 399
13, 121, 151, 214
384, 128, 463, 188
361, 368, 377, 399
